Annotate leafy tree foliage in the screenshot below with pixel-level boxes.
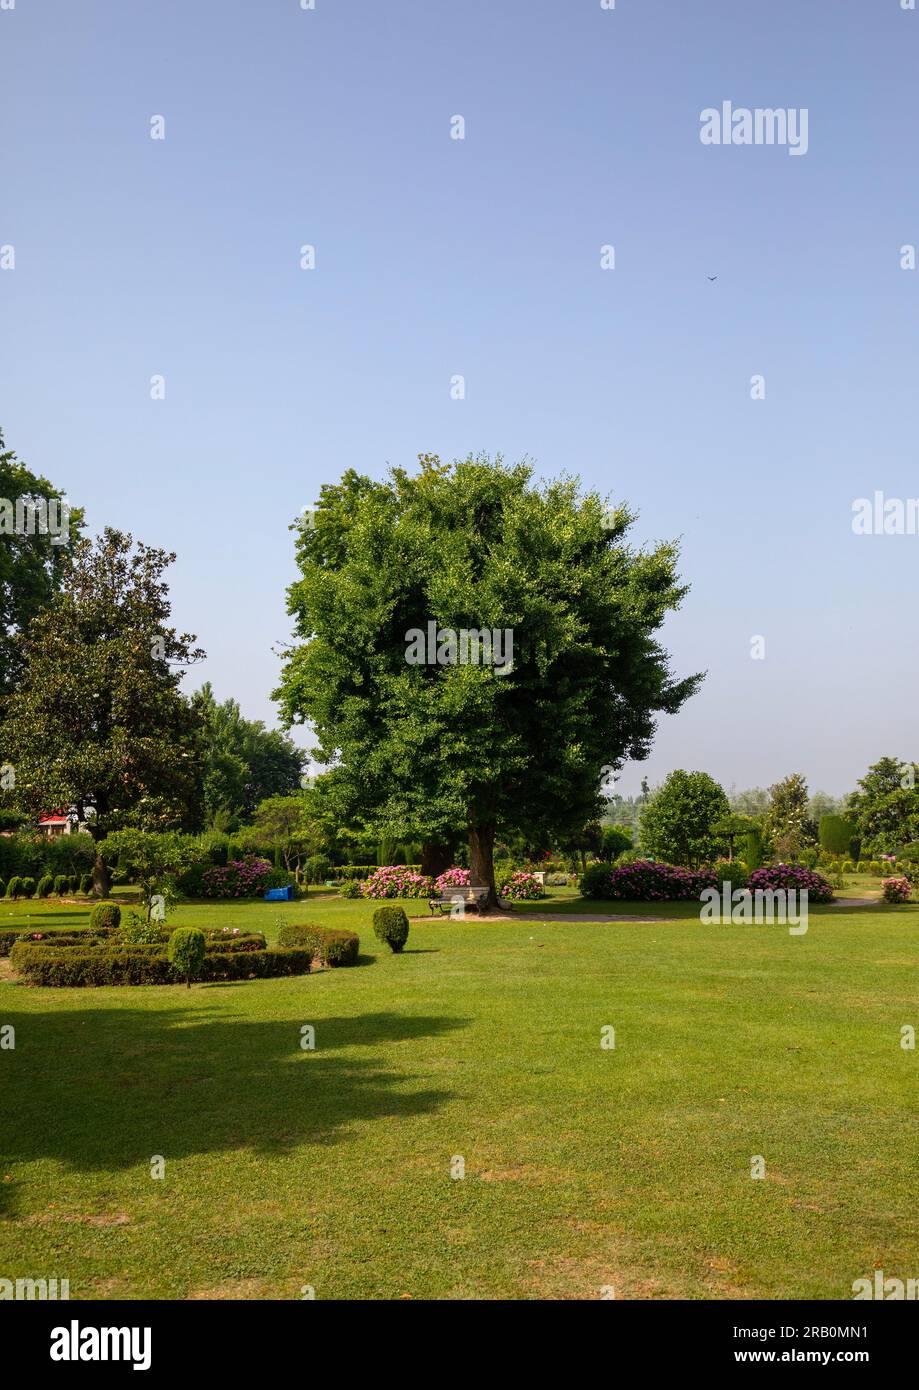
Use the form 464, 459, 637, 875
848, 755, 919, 855
193, 682, 304, 829
100, 828, 199, 921
765, 773, 815, 861
1, 530, 205, 894
275, 455, 701, 903
239, 791, 325, 876
0, 429, 83, 697
639, 770, 729, 867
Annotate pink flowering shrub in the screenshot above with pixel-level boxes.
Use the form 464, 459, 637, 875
882, 876, 911, 904
200, 857, 273, 899
746, 864, 834, 903
360, 866, 435, 899
499, 870, 545, 901
580, 860, 716, 901
434, 867, 471, 894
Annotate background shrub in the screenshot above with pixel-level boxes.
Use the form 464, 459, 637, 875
339, 879, 362, 899
578, 863, 615, 899
53, 874, 68, 895
6, 876, 22, 899
20, 876, 36, 898
499, 870, 546, 900
90, 901, 122, 931
79, 873, 93, 895
37, 875, 53, 898
372, 905, 409, 953
711, 859, 748, 889
304, 855, 332, 885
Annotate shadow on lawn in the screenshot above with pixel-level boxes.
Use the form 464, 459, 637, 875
0, 1004, 467, 1211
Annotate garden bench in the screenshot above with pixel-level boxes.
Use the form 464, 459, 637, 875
428, 886, 492, 916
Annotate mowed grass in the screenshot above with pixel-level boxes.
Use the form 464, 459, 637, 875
1, 890, 917, 1300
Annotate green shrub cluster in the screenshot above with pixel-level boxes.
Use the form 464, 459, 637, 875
276, 923, 360, 966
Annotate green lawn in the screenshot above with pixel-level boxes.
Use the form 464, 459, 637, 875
1, 890, 917, 1300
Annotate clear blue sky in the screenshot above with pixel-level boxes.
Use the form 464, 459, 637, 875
3, 0, 917, 798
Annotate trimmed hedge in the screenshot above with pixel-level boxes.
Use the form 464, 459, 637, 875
79, 872, 93, 895
10, 943, 313, 987
276, 923, 360, 966
0, 926, 118, 956
37, 874, 54, 898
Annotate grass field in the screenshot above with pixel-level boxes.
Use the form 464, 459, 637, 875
1, 886, 916, 1300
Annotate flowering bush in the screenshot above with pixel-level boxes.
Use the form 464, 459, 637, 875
746, 864, 834, 904
200, 857, 273, 899
360, 866, 434, 899
434, 867, 471, 894
580, 860, 716, 901
499, 870, 546, 900
882, 876, 911, 904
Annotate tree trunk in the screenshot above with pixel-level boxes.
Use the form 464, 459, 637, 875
92, 848, 110, 898
420, 840, 455, 879
468, 824, 501, 909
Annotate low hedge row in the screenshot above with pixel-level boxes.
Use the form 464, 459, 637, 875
276, 923, 360, 966
10, 943, 314, 987
0, 925, 118, 957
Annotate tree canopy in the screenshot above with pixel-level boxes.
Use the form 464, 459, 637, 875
1, 529, 205, 893
639, 769, 728, 867
275, 453, 701, 902
0, 428, 83, 697
194, 682, 304, 829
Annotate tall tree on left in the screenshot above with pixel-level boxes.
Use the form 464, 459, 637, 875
0, 429, 84, 698
1, 529, 206, 895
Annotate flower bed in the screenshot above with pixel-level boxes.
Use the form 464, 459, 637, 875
433, 867, 471, 894
746, 864, 834, 904
499, 870, 545, 901
200, 857, 274, 899
360, 866, 434, 899
882, 876, 911, 904
581, 860, 717, 901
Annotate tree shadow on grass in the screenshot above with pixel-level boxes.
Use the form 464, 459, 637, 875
0, 1003, 467, 1213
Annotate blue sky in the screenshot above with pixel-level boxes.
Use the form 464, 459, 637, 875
3, 0, 917, 797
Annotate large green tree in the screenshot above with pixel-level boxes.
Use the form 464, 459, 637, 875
848, 755, 919, 855
765, 772, 814, 862
193, 682, 304, 829
639, 770, 728, 866
275, 454, 701, 905
1, 529, 205, 894
0, 429, 83, 696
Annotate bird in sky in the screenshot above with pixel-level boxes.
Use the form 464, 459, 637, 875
707, 275, 718, 282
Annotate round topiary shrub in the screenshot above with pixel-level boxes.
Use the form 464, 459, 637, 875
6, 876, 22, 899
20, 876, 36, 899
53, 874, 68, 895
339, 879, 362, 899
372, 905, 409, 954
79, 873, 93, 896
90, 901, 122, 931
168, 927, 207, 988
37, 875, 54, 898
